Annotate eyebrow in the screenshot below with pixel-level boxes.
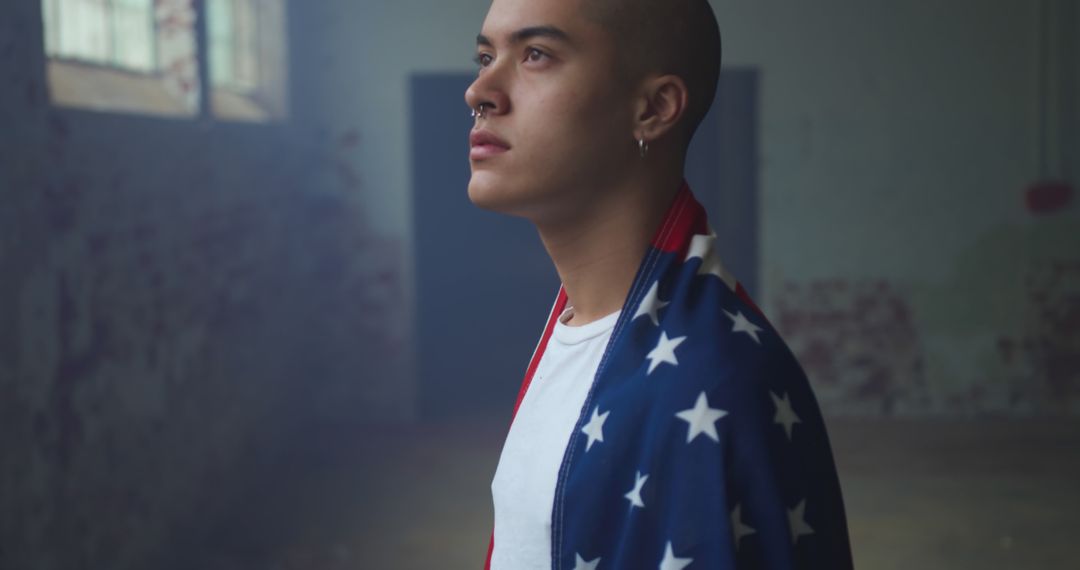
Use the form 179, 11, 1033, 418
476, 25, 573, 48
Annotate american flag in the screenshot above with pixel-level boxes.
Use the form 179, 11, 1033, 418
485, 183, 854, 569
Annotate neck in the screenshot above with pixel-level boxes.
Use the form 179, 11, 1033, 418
534, 166, 683, 326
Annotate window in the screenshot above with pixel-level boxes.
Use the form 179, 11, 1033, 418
208, 0, 256, 90
43, 0, 157, 72
41, 0, 287, 122
207, 0, 289, 121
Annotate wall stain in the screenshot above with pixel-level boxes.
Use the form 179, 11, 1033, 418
51, 274, 109, 474
998, 260, 1080, 412
774, 279, 926, 414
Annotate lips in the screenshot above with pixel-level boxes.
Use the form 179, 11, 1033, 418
470, 129, 510, 160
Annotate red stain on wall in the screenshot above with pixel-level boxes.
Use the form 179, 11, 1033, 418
334, 159, 361, 191
998, 260, 1080, 411
50, 275, 110, 474
46, 114, 71, 161
42, 180, 82, 234
1025, 181, 1073, 214
338, 129, 361, 150
86, 233, 110, 256
774, 279, 925, 413
49, 114, 70, 141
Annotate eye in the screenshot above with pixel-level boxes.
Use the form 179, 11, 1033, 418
525, 47, 549, 63
473, 53, 494, 68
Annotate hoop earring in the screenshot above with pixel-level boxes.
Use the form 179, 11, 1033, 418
638, 138, 649, 158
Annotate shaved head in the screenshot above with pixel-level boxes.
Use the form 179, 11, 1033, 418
583, 0, 722, 146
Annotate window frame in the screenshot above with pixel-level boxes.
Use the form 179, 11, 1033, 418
41, 0, 289, 124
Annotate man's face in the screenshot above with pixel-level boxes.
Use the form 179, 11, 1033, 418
465, 0, 634, 222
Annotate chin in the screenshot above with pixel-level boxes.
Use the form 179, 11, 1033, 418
467, 172, 525, 215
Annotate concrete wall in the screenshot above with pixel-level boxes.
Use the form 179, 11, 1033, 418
713, 0, 1079, 415
289, 0, 492, 235
1, 0, 410, 567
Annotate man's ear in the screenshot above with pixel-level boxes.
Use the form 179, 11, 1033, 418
633, 74, 689, 143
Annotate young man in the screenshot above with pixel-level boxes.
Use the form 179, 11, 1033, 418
465, 0, 854, 568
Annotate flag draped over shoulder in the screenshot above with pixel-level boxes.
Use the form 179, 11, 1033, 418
486, 183, 854, 570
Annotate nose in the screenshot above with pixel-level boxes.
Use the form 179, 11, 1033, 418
464, 67, 510, 118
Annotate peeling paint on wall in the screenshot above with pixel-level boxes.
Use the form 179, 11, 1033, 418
773, 280, 927, 415
999, 260, 1080, 413
773, 213, 1080, 417
0, 2, 411, 566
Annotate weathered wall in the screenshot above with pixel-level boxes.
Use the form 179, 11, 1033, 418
713, 0, 1080, 415
286, 0, 492, 236
0, 0, 409, 567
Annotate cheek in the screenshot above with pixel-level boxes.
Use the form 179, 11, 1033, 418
520, 86, 628, 150
576, 82, 633, 145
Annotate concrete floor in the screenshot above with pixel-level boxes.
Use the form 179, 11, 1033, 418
204, 418, 1080, 570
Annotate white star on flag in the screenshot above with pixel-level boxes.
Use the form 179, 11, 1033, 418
675, 391, 728, 443
730, 503, 756, 550
581, 406, 610, 452
658, 541, 693, 570
684, 232, 737, 291
723, 309, 763, 344
573, 553, 601, 570
770, 391, 802, 441
624, 471, 649, 509
787, 499, 815, 545
633, 280, 670, 327
646, 331, 687, 375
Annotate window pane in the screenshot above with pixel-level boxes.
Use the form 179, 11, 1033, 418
233, 0, 258, 87
207, 0, 233, 86
42, 0, 59, 55
111, 0, 155, 71
58, 0, 110, 63
210, 0, 288, 121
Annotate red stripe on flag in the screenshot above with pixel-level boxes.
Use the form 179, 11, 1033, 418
650, 181, 709, 255
485, 286, 568, 569
512, 287, 568, 418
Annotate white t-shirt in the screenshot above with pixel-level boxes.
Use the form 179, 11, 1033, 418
490, 307, 621, 570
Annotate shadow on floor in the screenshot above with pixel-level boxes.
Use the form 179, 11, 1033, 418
177, 418, 1080, 570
